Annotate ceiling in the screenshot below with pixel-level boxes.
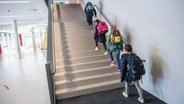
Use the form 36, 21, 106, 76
0, 0, 48, 30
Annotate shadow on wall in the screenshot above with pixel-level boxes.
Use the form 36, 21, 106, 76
124, 25, 133, 44
98, 0, 104, 19
150, 46, 165, 99
113, 16, 118, 27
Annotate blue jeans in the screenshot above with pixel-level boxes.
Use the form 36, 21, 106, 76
108, 48, 121, 70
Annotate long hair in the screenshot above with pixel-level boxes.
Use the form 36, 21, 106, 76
125, 44, 132, 52
95, 19, 101, 24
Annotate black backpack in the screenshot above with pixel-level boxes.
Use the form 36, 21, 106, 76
126, 53, 145, 82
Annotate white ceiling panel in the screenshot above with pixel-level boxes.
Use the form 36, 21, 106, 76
0, 0, 48, 28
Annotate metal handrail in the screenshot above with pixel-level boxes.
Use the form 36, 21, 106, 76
45, 0, 56, 104
51, 3, 56, 75
46, 0, 52, 64
45, 62, 56, 104
93, 5, 129, 45
93, 5, 113, 27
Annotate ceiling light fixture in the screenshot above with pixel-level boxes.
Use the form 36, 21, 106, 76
0, 1, 30, 4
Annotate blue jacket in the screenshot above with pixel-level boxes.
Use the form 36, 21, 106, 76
120, 53, 129, 82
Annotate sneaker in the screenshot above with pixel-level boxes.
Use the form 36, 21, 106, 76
138, 97, 145, 103
110, 61, 115, 66
104, 51, 108, 55
95, 47, 98, 51
122, 91, 128, 98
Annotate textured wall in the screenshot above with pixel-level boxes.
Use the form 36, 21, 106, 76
82, 0, 184, 103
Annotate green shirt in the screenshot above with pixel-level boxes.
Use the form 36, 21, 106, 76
107, 32, 124, 51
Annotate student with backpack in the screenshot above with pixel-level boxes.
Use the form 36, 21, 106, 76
96, 20, 108, 55
94, 19, 100, 51
121, 44, 145, 103
107, 26, 123, 70
84, 2, 97, 29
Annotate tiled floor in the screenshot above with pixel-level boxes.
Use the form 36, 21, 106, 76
0, 48, 50, 104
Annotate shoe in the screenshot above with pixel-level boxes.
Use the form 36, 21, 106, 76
110, 61, 115, 66
95, 47, 98, 51
122, 91, 128, 98
104, 51, 108, 55
138, 97, 145, 103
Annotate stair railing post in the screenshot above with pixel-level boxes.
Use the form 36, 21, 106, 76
45, 62, 56, 104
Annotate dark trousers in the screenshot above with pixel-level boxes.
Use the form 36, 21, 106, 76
86, 13, 93, 26
95, 39, 107, 51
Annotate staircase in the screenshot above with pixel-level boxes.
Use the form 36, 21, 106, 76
53, 4, 122, 100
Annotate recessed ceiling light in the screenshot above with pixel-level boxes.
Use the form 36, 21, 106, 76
0, 1, 30, 4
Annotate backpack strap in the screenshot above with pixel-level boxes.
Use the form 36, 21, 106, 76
127, 53, 133, 62
126, 54, 132, 70
126, 53, 136, 69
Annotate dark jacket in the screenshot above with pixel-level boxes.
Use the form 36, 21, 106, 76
94, 23, 99, 40
120, 53, 141, 83
120, 53, 129, 82
98, 30, 107, 42
84, 5, 97, 17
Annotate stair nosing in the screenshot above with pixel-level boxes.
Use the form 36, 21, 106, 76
54, 45, 105, 54
56, 79, 120, 94
55, 54, 106, 61
55, 65, 114, 76
55, 72, 119, 85
54, 49, 103, 54
56, 59, 109, 68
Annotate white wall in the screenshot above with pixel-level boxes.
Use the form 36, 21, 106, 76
82, 0, 184, 103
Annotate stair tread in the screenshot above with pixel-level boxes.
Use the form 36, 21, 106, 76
55, 72, 119, 85
56, 59, 109, 68
55, 66, 115, 76
55, 54, 108, 66
56, 61, 111, 73
56, 79, 120, 94
55, 53, 106, 61
55, 49, 104, 56
54, 4, 122, 99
